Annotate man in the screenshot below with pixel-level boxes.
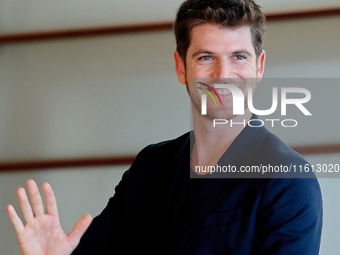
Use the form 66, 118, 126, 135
7, 0, 322, 254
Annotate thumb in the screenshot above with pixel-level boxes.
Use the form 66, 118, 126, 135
67, 214, 93, 250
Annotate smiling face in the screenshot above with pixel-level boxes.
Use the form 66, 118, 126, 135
174, 23, 266, 120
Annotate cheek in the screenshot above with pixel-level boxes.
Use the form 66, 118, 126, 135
187, 64, 211, 79
237, 63, 256, 77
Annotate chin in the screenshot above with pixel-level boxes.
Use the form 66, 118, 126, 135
205, 111, 236, 121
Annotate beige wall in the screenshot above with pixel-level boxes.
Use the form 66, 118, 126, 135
1, 0, 339, 33
1, 16, 340, 254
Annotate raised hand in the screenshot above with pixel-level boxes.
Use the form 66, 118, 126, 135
7, 179, 92, 255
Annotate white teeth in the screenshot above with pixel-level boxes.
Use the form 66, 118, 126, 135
217, 89, 231, 95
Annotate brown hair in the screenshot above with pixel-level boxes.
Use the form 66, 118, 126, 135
174, 0, 266, 64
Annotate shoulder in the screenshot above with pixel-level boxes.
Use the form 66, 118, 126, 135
243, 125, 316, 179
254, 130, 307, 166
123, 132, 190, 181
250, 129, 323, 237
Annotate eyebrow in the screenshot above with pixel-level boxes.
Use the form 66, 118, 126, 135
191, 50, 214, 58
191, 49, 254, 58
232, 50, 253, 57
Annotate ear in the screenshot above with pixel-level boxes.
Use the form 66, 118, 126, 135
174, 51, 186, 84
256, 50, 266, 81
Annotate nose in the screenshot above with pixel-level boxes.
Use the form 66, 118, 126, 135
211, 60, 234, 78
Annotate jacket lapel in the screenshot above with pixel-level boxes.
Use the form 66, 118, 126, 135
172, 116, 270, 254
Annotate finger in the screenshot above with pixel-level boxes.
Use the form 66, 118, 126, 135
26, 179, 44, 217
6, 204, 25, 236
42, 182, 59, 217
17, 187, 34, 224
67, 214, 92, 250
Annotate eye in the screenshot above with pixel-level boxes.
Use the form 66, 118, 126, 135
198, 56, 212, 61
235, 55, 246, 60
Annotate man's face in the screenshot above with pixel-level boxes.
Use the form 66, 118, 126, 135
174, 23, 266, 120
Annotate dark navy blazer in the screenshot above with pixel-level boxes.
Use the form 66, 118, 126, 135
73, 122, 322, 254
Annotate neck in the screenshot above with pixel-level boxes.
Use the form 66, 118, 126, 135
191, 107, 252, 175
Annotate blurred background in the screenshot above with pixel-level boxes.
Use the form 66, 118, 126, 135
0, 0, 339, 254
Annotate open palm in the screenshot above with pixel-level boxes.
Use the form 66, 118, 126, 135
7, 180, 92, 255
